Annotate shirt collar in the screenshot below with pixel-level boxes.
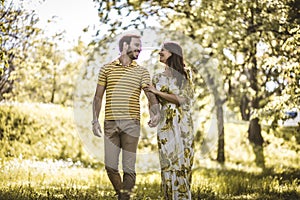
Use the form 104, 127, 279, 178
112, 59, 138, 67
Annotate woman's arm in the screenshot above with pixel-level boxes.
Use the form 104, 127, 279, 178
144, 85, 187, 105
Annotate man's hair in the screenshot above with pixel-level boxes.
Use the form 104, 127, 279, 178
118, 34, 141, 52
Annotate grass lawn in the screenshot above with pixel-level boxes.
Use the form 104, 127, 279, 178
0, 157, 299, 200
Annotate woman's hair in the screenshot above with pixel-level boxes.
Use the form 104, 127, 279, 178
163, 42, 188, 88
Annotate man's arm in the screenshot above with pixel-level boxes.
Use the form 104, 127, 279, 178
92, 84, 106, 137
144, 90, 161, 127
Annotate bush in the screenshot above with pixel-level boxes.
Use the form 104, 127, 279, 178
0, 102, 95, 165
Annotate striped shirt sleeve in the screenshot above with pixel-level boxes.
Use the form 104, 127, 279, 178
141, 67, 151, 88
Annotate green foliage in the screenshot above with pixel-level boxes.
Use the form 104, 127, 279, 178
1, 1, 83, 106
0, 102, 94, 165
0, 0, 41, 99
10, 39, 83, 106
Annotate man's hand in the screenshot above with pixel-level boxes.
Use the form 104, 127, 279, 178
92, 120, 102, 137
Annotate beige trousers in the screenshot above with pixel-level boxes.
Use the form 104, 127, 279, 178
104, 120, 140, 199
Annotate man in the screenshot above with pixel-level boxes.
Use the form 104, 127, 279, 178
92, 34, 160, 200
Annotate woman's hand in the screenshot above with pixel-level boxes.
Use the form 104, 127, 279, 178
143, 84, 159, 94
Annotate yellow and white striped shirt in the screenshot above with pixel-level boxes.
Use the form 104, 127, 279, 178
98, 59, 150, 120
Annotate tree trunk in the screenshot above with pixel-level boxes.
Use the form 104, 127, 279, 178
248, 117, 265, 168
240, 95, 250, 120
0, 63, 14, 100
246, 32, 265, 167
216, 102, 225, 163
50, 69, 57, 103
248, 118, 263, 145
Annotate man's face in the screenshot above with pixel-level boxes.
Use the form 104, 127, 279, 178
127, 38, 141, 60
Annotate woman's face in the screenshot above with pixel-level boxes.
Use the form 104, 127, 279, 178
159, 48, 172, 64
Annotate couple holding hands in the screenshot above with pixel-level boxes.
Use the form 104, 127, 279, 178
92, 34, 194, 200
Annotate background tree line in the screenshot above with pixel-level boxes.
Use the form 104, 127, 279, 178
1, 0, 84, 106
1, 0, 299, 168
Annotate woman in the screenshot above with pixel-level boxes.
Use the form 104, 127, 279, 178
144, 42, 194, 200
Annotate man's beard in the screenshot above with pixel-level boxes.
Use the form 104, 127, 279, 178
127, 49, 140, 60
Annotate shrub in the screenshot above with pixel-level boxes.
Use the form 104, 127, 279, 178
0, 102, 95, 166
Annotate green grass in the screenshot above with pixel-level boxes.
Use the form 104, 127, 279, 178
0, 158, 299, 200
0, 158, 161, 200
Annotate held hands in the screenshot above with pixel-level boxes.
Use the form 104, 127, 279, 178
148, 104, 161, 128
148, 113, 160, 128
92, 120, 102, 137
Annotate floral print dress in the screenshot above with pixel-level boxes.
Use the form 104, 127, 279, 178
152, 70, 195, 200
